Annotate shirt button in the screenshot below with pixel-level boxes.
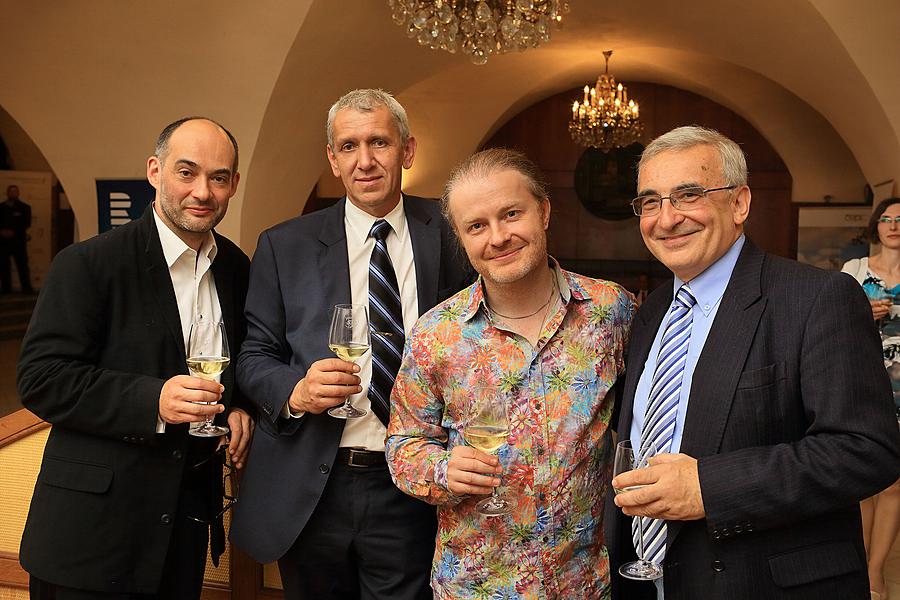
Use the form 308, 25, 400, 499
160, 514, 172, 525
542, 535, 549, 543
711, 560, 725, 572
318, 463, 330, 474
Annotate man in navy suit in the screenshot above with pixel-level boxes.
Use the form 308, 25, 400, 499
608, 125, 900, 599
231, 89, 471, 599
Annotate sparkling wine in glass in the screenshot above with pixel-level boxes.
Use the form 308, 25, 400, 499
187, 319, 230, 438
464, 386, 511, 517
327, 304, 370, 419
613, 439, 663, 581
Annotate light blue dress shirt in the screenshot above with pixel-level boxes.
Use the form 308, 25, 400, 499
628, 235, 744, 598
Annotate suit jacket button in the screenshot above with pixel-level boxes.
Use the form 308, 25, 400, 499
160, 514, 172, 525
172, 450, 183, 460
319, 464, 330, 474
734, 524, 743, 534
712, 560, 725, 572
264, 403, 273, 415
712, 531, 721, 540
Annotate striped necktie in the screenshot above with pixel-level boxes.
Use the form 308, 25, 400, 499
367, 219, 405, 426
633, 284, 697, 565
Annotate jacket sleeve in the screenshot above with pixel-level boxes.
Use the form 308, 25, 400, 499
17, 246, 163, 438
699, 271, 900, 534
235, 230, 307, 433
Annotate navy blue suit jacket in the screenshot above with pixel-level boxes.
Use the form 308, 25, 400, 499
231, 196, 472, 563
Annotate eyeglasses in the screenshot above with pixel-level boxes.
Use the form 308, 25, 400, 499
878, 216, 900, 224
631, 185, 737, 217
186, 444, 238, 525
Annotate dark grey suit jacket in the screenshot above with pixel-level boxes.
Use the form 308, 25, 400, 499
231, 195, 472, 563
608, 240, 900, 600
17, 206, 249, 594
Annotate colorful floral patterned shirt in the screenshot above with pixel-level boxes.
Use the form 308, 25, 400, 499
386, 263, 634, 600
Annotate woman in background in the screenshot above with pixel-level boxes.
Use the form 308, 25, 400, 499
842, 196, 900, 600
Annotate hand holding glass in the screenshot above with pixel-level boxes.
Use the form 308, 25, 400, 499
327, 304, 369, 419
186, 319, 230, 438
463, 386, 511, 517
613, 440, 663, 581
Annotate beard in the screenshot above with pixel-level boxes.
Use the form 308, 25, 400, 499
480, 230, 548, 286
157, 181, 224, 235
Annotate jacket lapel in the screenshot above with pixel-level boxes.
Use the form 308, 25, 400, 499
141, 207, 187, 365
404, 196, 440, 316
318, 200, 352, 307
211, 233, 236, 388
667, 241, 766, 545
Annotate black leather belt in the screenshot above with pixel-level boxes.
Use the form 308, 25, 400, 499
335, 447, 387, 469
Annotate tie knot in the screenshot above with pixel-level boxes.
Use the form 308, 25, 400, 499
675, 285, 697, 310
369, 219, 392, 242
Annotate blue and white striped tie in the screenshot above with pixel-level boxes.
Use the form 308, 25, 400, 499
367, 219, 405, 426
632, 284, 697, 565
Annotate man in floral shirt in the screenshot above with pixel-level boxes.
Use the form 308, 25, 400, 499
386, 148, 634, 599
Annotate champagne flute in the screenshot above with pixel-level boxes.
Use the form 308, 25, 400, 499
327, 304, 369, 419
464, 385, 511, 517
186, 319, 230, 438
613, 439, 663, 581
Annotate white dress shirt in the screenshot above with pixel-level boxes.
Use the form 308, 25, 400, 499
153, 204, 222, 432
341, 196, 418, 451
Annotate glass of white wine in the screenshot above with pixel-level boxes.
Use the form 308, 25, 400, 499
464, 385, 511, 517
613, 439, 662, 581
186, 319, 231, 438
327, 304, 370, 419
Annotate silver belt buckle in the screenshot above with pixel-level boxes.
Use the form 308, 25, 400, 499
347, 447, 368, 468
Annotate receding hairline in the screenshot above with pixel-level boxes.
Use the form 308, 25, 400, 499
155, 116, 239, 173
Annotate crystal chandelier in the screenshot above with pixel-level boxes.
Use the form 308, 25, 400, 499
568, 51, 643, 151
387, 0, 569, 66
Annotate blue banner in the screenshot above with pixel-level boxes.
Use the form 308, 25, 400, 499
96, 179, 155, 233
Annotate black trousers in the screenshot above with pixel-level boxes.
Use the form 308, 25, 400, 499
278, 461, 437, 600
0, 238, 31, 292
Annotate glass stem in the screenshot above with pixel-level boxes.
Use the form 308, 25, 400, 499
637, 516, 645, 561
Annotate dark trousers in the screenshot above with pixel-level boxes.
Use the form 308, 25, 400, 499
0, 238, 31, 292
278, 461, 437, 600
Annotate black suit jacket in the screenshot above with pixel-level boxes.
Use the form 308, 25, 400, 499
608, 240, 900, 600
231, 195, 472, 563
17, 206, 250, 594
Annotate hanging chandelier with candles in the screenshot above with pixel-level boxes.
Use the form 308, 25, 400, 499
568, 50, 643, 151
387, 0, 569, 66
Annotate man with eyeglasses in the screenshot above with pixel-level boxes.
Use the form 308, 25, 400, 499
607, 125, 900, 599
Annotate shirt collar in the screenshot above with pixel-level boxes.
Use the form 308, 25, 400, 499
343, 194, 407, 244
462, 256, 582, 321
152, 202, 217, 268
674, 234, 744, 317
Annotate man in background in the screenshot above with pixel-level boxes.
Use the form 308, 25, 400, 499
609, 125, 900, 599
231, 89, 471, 599
18, 117, 254, 599
387, 148, 634, 599
0, 184, 33, 293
